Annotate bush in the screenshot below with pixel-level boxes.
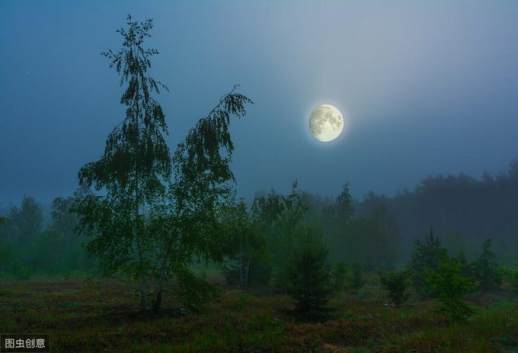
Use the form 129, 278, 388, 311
425, 257, 475, 322
409, 229, 448, 298
473, 239, 502, 292
176, 268, 219, 313
287, 229, 332, 321
380, 270, 409, 306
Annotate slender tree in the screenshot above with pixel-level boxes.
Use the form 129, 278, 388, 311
75, 15, 252, 313
336, 182, 354, 221
287, 228, 332, 321
75, 16, 171, 310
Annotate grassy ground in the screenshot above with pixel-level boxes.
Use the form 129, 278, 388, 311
1, 278, 518, 353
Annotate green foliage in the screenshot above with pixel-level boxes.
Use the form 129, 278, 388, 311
252, 181, 310, 293
380, 270, 409, 306
175, 267, 219, 313
286, 228, 332, 321
222, 201, 271, 289
454, 250, 474, 279
74, 16, 252, 312
74, 17, 173, 310
473, 239, 502, 292
425, 257, 475, 322
0, 195, 95, 279
409, 229, 448, 298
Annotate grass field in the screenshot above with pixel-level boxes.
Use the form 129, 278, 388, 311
1, 278, 518, 353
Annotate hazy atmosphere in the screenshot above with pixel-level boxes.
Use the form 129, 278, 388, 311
3, 2, 518, 352
3, 0, 518, 205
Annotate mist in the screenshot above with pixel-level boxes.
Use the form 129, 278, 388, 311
2, 1, 518, 206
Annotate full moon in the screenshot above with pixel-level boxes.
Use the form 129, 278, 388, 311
309, 104, 344, 142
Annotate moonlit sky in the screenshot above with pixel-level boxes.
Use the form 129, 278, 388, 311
2, 0, 518, 206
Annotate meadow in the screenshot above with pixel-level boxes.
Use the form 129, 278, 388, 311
2, 275, 518, 353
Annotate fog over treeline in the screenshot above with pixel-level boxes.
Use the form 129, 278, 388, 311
2, 159, 517, 279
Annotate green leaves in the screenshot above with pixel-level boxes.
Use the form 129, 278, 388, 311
178, 86, 253, 186
409, 228, 449, 298
75, 15, 253, 312
473, 239, 502, 292
380, 270, 409, 307
75, 16, 174, 310
425, 257, 475, 321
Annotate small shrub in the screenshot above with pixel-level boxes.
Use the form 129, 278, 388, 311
176, 269, 219, 313
408, 229, 448, 298
426, 257, 475, 322
380, 270, 409, 306
473, 239, 502, 292
287, 229, 332, 321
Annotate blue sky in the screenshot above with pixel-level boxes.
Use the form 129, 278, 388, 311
2, 0, 518, 205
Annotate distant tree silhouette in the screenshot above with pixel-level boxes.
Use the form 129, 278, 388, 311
8, 196, 43, 243
357, 160, 518, 260
335, 182, 354, 221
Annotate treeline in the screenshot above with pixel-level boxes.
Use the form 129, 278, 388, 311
221, 180, 400, 300
202, 181, 516, 322
355, 160, 518, 261
0, 195, 95, 279
2, 161, 518, 280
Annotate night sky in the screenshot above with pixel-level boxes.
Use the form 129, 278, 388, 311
2, 0, 518, 206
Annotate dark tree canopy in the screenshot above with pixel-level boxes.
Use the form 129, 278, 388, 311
73, 16, 253, 312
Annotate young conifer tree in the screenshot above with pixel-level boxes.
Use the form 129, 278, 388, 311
474, 239, 502, 292
287, 228, 332, 321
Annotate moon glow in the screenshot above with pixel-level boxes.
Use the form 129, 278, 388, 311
309, 104, 344, 142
